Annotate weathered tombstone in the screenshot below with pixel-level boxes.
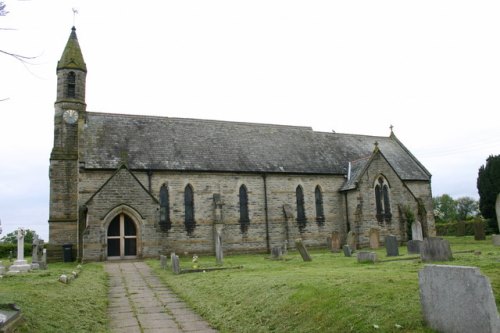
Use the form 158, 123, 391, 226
407, 240, 422, 255
39, 249, 47, 270
369, 228, 380, 249
160, 255, 167, 269
419, 265, 500, 333
294, 239, 312, 262
385, 235, 399, 257
357, 251, 377, 263
420, 237, 453, 262
492, 234, 500, 246
474, 221, 486, 241
30, 234, 44, 270
342, 245, 352, 257
456, 221, 466, 237
214, 224, 224, 265
346, 231, 356, 250
170, 253, 180, 274
330, 231, 341, 252
271, 246, 283, 260
411, 222, 423, 241
8, 228, 31, 274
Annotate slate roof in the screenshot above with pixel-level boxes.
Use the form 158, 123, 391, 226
81, 112, 431, 180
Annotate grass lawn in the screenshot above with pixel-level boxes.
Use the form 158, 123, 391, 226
0, 261, 108, 332
148, 236, 500, 333
0, 236, 498, 332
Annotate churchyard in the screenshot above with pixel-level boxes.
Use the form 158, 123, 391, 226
0, 236, 499, 332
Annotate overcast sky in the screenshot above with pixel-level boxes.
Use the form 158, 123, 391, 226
1, 1, 499, 240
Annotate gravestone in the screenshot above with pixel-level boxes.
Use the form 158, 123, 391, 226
0, 261, 5, 275
271, 246, 283, 260
419, 265, 500, 333
407, 240, 422, 255
39, 249, 47, 270
456, 221, 466, 237
170, 253, 180, 274
160, 255, 167, 269
492, 234, 500, 246
330, 231, 341, 252
385, 235, 399, 256
496, 193, 500, 232
346, 231, 356, 250
474, 221, 486, 241
31, 234, 44, 270
294, 239, 312, 261
369, 228, 380, 249
420, 237, 453, 262
411, 221, 423, 241
342, 245, 352, 257
214, 224, 224, 265
8, 228, 31, 274
357, 251, 377, 263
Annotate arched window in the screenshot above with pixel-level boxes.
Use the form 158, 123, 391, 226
239, 185, 250, 233
159, 184, 171, 231
296, 185, 307, 231
184, 184, 196, 234
66, 71, 76, 98
375, 177, 392, 223
315, 185, 325, 226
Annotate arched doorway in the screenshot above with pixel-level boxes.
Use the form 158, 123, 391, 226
107, 213, 137, 259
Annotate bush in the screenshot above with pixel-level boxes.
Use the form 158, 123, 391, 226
435, 219, 488, 236
0, 243, 33, 258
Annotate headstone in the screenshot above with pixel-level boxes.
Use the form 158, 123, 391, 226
419, 265, 500, 333
39, 249, 47, 270
8, 228, 31, 274
369, 228, 379, 249
330, 231, 341, 252
411, 222, 423, 241
456, 221, 466, 237
474, 221, 486, 240
271, 246, 283, 260
294, 239, 312, 261
357, 251, 377, 263
160, 255, 167, 269
170, 253, 180, 274
346, 231, 356, 250
215, 224, 224, 265
0, 261, 5, 275
407, 240, 422, 255
31, 234, 44, 270
385, 235, 399, 257
420, 237, 453, 262
496, 193, 500, 232
342, 245, 352, 257
492, 234, 500, 246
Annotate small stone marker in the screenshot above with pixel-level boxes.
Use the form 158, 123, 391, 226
456, 221, 466, 237
294, 239, 312, 261
346, 231, 356, 250
357, 251, 377, 263
39, 249, 47, 270
171, 253, 180, 274
474, 221, 486, 240
369, 228, 379, 249
492, 234, 500, 246
342, 245, 352, 257
419, 265, 500, 333
420, 237, 453, 262
271, 246, 283, 260
330, 231, 341, 252
160, 255, 167, 269
406, 240, 422, 255
385, 235, 399, 257
411, 221, 423, 241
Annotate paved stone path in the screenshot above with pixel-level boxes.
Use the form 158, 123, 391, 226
105, 261, 218, 333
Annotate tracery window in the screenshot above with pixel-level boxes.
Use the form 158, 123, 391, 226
159, 184, 171, 231
184, 184, 196, 234
296, 185, 307, 231
239, 185, 250, 233
315, 185, 325, 226
375, 177, 392, 222
66, 71, 76, 98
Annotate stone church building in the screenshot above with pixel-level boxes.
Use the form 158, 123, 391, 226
48, 27, 435, 261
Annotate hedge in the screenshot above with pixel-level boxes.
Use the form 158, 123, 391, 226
435, 219, 488, 237
0, 243, 33, 258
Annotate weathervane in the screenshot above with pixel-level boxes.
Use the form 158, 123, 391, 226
72, 8, 79, 26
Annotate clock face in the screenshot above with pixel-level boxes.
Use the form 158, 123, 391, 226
63, 109, 78, 124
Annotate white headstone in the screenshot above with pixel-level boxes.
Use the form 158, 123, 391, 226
412, 221, 423, 241
8, 228, 31, 274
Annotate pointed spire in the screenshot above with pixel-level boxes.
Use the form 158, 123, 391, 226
57, 26, 87, 72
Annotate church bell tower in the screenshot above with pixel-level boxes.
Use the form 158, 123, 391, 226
48, 26, 87, 259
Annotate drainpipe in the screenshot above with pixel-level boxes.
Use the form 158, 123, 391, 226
263, 174, 271, 253
147, 170, 153, 193
344, 192, 350, 233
